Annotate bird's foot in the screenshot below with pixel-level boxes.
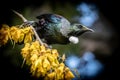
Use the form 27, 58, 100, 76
19, 21, 35, 28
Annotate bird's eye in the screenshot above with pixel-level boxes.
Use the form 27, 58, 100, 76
77, 25, 83, 29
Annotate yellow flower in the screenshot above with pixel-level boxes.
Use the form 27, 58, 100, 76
43, 57, 51, 71
21, 43, 30, 58
56, 63, 65, 79
23, 27, 32, 34
40, 45, 46, 53
20, 40, 75, 80
64, 67, 75, 80
23, 27, 34, 43
24, 33, 33, 43
0, 24, 10, 46
30, 41, 41, 53
9, 26, 34, 43
46, 49, 51, 53
0, 22, 75, 80
52, 49, 59, 59
47, 54, 55, 63
10, 26, 20, 43
18, 30, 25, 43
31, 56, 43, 76
46, 53, 59, 68
46, 72, 55, 79
30, 53, 38, 64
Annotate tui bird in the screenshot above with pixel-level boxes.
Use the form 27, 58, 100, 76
12, 10, 93, 45
34, 14, 94, 45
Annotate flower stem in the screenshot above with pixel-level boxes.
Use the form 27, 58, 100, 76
12, 10, 44, 45
30, 26, 44, 45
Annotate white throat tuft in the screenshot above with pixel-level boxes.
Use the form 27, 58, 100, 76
69, 36, 79, 44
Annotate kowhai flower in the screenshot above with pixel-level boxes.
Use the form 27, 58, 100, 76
21, 41, 75, 80
0, 24, 10, 46
0, 24, 75, 80
0, 24, 34, 46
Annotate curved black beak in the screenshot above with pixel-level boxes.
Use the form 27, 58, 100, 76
80, 25, 94, 32
76, 25, 94, 36
68, 24, 94, 36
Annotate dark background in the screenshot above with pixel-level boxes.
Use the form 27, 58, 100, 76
0, 0, 119, 80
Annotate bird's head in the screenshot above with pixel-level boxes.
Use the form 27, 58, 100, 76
68, 24, 94, 36
68, 24, 94, 44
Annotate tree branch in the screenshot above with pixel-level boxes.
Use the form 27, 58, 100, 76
12, 10, 44, 45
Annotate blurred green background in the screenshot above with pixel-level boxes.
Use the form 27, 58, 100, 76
0, 0, 119, 80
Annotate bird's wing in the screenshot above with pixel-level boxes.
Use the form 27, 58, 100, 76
60, 18, 72, 37
36, 14, 62, 24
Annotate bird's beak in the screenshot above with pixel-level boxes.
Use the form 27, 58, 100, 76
68, 24, 94, 37
81, 25, 94, 32
75, 25, 94, 36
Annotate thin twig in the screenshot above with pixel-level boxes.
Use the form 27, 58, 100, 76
12, 10, 27, 22
30, 25, 44, 45
12, 10, 44, 45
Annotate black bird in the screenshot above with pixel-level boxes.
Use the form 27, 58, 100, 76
12, 10, 93, 45
34, 14, 93, 45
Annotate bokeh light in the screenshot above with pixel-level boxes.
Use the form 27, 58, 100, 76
77, 2, 99, 27
65, 52, 103, 80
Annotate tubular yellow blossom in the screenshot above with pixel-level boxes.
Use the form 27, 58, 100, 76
23, 27, 34, 43
30, 53, 38, 64
56, 63, 65, 79
42, 57, 51, 70
0, 24, 75, 80
30, 41, 41, 54
52, 49, 59, 59
23, 27, 32, 34
31, 56, 43, 76
10, 26, 20, 43
20, 40, 75, 80
47, 72, 56, 79
32, 40, 41, 49
24, 33, 32, 43
10, 26, 34, 43
64, 67, 75, 80
46, 48, 51, 53
18, 31, 25, 43
0, 24, 10, 46
47, 54, 55, 63
40, 45, 46, 53
21, 43, 30, 58
51, 62, 59, 68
